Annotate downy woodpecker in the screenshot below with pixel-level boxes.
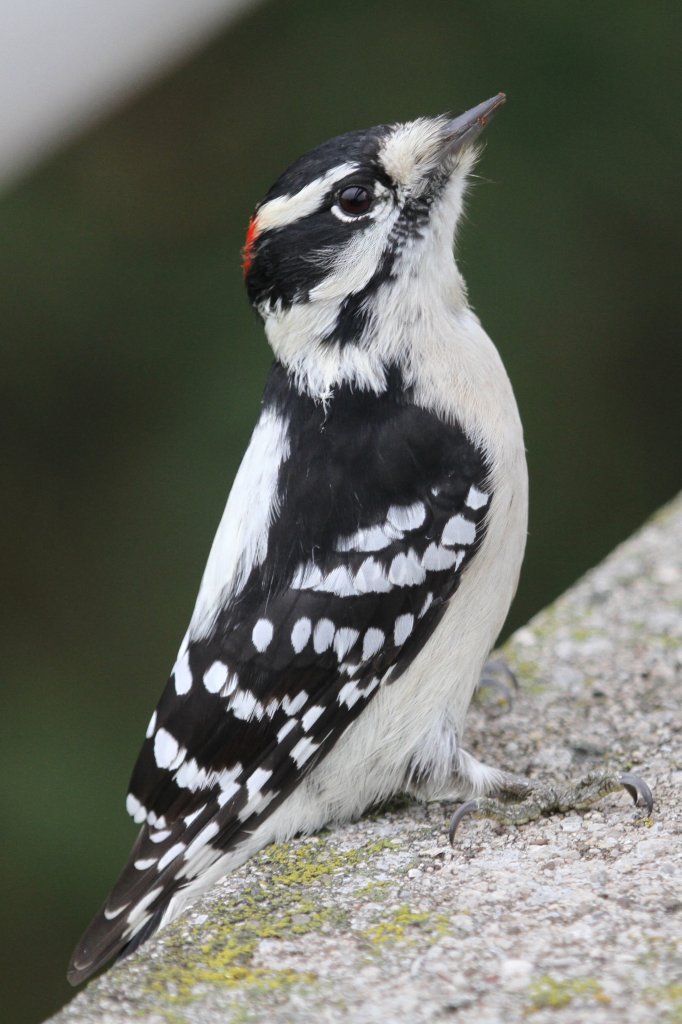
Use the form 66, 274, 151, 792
68, 95, 650, 985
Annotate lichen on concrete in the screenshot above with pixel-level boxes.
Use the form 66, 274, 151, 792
525, 974, 611, 1012
136, 834, 403, 1016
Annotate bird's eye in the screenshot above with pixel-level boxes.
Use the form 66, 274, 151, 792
337, 185, 373, 216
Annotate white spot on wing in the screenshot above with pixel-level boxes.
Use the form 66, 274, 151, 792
252, 618, 274, 653
217, 780, 240, 806
338, 680, 362, 708
340, 675, 380, 708
362, 628, 385, 661
441, 514, 476, 546
277, 718, 297, 742
175, 758, 205, 792
145, 711, 157, 739
291, 617, 312, 653
282, 691, 307, 716
466, 485, 489, 510
175, 761, 240, 797
333, 627, 359, 660
389, 549, 427, 587
354, 557, 392, 594
419, 592, 433, 618
246, 767, 273, 799
386, 502, 426, 532
336, 525, 391, 553
157, 842, 186, 872
203, 661, 228, 694
290, 737, 320, 768
291, 563, 323, 590
183, 806, 205, 827
302, 705, 325, 731
128, 886, 164, 925
363, 677, 380, 698
314, 565, 356, 596
126, 793, 147, 824
313, 618, 335, 653
394, 613, 414, 646
421, 543, 460, 572
133, 856, 155, 872
264, 697, 280, 718
231, 690, 264, 721
104, 903, 128, 920
215, 765, 241, 792
154, 728, 182, 770
177, 757, 240, 796
239, 788, 276, 822
383, 520, 403, 541
184, 821, 220, 859
173, 651, 192, 695
149, 829, 171, 844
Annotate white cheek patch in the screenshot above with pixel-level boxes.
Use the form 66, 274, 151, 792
310, 197, 398, 302
256, 163, 359, 233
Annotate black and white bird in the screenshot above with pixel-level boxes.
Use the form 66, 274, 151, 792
68, 95, 649, 986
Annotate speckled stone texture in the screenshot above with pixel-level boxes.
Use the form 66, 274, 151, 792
50, 494, 682, 1024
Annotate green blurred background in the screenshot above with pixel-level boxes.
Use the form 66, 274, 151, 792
2, 1, 680, 1021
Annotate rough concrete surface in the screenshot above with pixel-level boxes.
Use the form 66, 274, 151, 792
51, 495, 682, 1024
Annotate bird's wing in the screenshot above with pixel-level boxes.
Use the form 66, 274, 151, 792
68, 376, 492, 983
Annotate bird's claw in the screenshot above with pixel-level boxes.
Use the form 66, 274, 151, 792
619, 771, 654, 815
448, 799, 480, 845
448, 769, 654, 845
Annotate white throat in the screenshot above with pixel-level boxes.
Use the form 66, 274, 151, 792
261, 178, 472, 405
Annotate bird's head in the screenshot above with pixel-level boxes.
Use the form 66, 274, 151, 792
242, 94, 505, 397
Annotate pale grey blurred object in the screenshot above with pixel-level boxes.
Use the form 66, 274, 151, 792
0, 0, 261, 187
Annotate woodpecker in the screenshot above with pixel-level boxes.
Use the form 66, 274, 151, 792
67, 95, 650, 986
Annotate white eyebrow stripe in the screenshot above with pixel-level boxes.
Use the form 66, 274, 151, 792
256, 162, 360, 232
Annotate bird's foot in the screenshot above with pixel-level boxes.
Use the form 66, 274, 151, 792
475, 657, 518, 708
448, 769, 653, 844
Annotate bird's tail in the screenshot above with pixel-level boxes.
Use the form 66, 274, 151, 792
67, 823, 183, 985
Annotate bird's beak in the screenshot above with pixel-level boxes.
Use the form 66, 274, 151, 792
442, 93, 506, 157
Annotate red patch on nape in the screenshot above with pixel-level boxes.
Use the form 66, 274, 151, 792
242, 215, 259, 277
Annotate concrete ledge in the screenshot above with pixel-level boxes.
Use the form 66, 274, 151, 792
51, 494, 682, 1024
